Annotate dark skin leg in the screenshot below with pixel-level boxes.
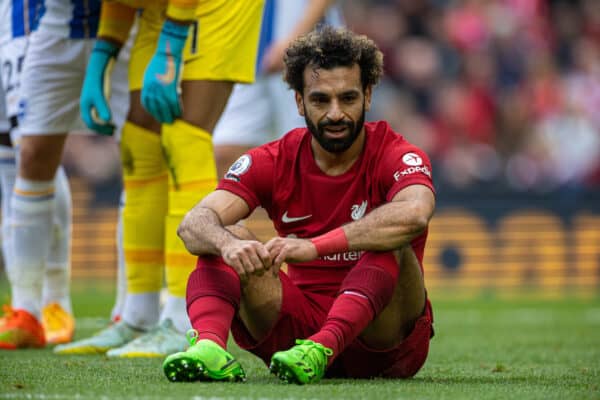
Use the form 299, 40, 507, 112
225, 224, 283, 341
180, 80, 233, 132
127, 80, 233, 134
127, 90, 162, 133
18, 134, 67, 180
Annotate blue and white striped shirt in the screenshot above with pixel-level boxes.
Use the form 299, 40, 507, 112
35, 0, 100, 39
0, 0, 43, 45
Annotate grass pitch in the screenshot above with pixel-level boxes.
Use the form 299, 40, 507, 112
0, 281, 599, 400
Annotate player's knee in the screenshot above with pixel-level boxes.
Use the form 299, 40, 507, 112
127, 91, 161, 133
161, 121, 216, 210
120, 121, 167, 179
186, 256, 241, 308
339, 252, 399, 315
18, 139, 63, 180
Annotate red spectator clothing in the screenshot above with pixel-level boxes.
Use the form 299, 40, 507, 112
217, 120, 435, 296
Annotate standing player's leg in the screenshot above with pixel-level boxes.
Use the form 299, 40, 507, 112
159, 0, 264, 351
0, 33, 78, 349
41, 166, 74, 345
108, 0, 264, 358
54, 20, 166, 354
107, 26, 233, 360
101, 9, 175, 357
108, 30, 135, 324
5, 131, 65, 350
0, 38, 44, 350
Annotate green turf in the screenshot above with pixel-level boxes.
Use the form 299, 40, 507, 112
1, 281, 599, 399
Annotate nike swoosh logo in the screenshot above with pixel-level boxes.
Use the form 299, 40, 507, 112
156, 40, 175, 85
282, 211, 312, 223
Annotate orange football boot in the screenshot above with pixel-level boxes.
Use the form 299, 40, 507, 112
0, 305, 46, 349
42, 303, 75, 345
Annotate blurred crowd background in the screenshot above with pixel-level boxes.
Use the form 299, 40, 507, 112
65, 0, 600, 198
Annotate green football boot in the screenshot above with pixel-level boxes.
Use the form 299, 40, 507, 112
269, 339, 333, 384
162, 330, 246, 382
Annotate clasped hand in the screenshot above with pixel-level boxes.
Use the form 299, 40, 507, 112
220, 237, 319, 281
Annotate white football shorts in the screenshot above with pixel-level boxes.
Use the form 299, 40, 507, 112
212, 73, 305, 147
18, 30, 130, 138
0, 36, 28, 120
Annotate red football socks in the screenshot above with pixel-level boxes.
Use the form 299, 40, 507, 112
188, 296, 234, 349
309, 292, 374, 363
186, 256, 242, 349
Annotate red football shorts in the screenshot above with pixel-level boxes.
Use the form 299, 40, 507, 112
231, 271, 434, 379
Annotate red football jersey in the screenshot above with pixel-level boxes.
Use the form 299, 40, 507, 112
218, 121, 435, 295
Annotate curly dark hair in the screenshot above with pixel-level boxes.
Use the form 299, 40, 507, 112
283, 26, 384, 93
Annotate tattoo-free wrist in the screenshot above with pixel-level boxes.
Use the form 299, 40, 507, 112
310, 227, 349, 256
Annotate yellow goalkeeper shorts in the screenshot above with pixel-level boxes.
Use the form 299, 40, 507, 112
128, 0, 264, 90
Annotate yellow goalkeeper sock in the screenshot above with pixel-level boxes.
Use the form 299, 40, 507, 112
121, 121, 168, 294
161, 120, 217, 297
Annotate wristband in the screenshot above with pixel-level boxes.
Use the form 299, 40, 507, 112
310, 227, 349, 256
160, 19, 190, 55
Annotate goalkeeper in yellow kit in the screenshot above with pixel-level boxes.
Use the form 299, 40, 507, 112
54, 0, 264, 357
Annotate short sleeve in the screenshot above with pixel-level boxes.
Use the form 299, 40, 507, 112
216, 147, 275, 211
380, 146, 435, 201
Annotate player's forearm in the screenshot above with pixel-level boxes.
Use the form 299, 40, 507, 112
97, 1, 136, 47
344, 200, 433, 251
177, 206, 238, 256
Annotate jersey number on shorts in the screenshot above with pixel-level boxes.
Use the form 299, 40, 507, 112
1, 55, 25, 94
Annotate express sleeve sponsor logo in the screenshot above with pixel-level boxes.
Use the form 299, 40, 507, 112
393, 165, 431, 181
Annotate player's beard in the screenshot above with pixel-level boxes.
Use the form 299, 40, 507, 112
304, 102, 365, 154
